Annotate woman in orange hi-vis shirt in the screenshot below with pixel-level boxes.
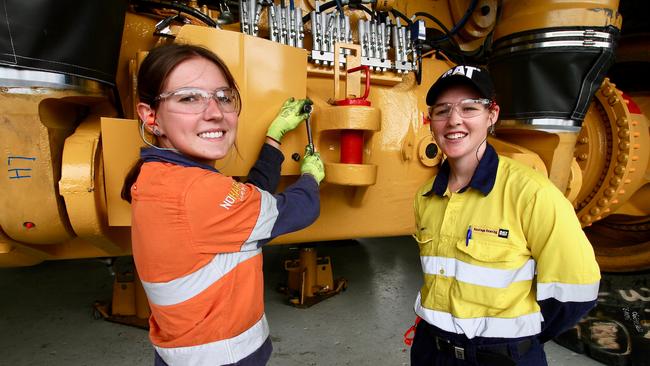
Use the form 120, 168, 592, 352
121, 44, 325, 366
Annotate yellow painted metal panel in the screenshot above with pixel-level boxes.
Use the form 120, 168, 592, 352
101, 118, 142, 227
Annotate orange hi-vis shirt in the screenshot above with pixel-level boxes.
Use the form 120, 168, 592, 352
130, 147, 319, 365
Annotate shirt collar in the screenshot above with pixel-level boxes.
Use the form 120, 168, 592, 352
140, 147, 220, 173
424, 143, 499, 197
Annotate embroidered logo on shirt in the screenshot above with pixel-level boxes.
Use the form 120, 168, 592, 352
472, 226, 498, 235
471, 225, 510, 239
219, 182, 248, 210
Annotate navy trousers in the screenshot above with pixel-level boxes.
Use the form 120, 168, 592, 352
411, 321, 548, 366
154, 336, 273, 366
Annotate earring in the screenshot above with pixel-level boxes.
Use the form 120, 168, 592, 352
153, 127, 161, 136
489, 123, 496, 136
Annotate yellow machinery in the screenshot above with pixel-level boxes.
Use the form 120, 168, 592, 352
0, 0, 648, 312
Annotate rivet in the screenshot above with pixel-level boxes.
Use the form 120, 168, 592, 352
590, 207, 601, 215
618, 129, 629, 138
608, 96, 619, 105
614, 166, 625, 176
597, 198, 608, 207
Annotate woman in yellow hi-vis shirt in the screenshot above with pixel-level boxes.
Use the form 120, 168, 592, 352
410, 65, 601, 366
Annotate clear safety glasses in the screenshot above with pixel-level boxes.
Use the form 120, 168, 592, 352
156, 87, 241, 114
428, 98, 492, 122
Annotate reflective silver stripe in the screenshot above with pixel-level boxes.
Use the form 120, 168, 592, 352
0, 65, 106, 92
414, 292, 542, 338
499, 118, 582, 133
142, 249, 261, 306
420, 256, 535, 288
155, 314, 269, 366
495, 29, 613, 49
240, 188, 278, 251
537, 281, 600, 302
492, 39, 614, 58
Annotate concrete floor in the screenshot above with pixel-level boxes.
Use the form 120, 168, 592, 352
0, 236, 604, 366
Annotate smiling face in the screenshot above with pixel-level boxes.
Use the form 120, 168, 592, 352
137, 56, 238, 165
430, 84, 499, 166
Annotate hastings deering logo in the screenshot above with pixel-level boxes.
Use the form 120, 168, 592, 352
219, 182, 248, 210
473, 226, 509, 239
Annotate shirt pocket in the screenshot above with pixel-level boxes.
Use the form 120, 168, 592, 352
456, 235, 531, 264
451, 238, 532, 311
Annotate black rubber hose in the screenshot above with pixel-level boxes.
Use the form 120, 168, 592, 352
133, 0, 218, 27
430, 0, 478, 42
302, 0, 340, 23
354, 4, 375, 20
414, 11, 462, 52
390, 8, 412, 26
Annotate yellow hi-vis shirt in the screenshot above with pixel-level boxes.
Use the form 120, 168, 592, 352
413, 144, 600, 339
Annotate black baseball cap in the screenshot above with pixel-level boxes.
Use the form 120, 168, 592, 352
426, 65, 495, 105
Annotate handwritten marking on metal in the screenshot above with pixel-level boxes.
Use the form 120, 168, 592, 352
8, 156, 36, 179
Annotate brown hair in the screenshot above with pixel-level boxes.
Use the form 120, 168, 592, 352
121, 43, 239, 203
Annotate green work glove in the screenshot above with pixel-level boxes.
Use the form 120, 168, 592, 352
266, 97, 312, 143
300, 146, 325, 185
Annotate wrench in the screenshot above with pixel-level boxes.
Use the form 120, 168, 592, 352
302, 103, 314, 154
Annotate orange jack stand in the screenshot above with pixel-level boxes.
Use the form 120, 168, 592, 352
281, 247, 347, 308
93, 258, 150, 329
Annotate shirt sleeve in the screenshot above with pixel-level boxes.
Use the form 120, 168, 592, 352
523, 184, 601, 343
246, 143, 285, 192
261, 174, 320, 245
184, 172, 319, 254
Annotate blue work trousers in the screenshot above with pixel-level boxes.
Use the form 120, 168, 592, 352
411, 320, 548, 366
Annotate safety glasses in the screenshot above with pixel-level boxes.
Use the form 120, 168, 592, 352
428, 98, 492, 122
156, 87, 241, 114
